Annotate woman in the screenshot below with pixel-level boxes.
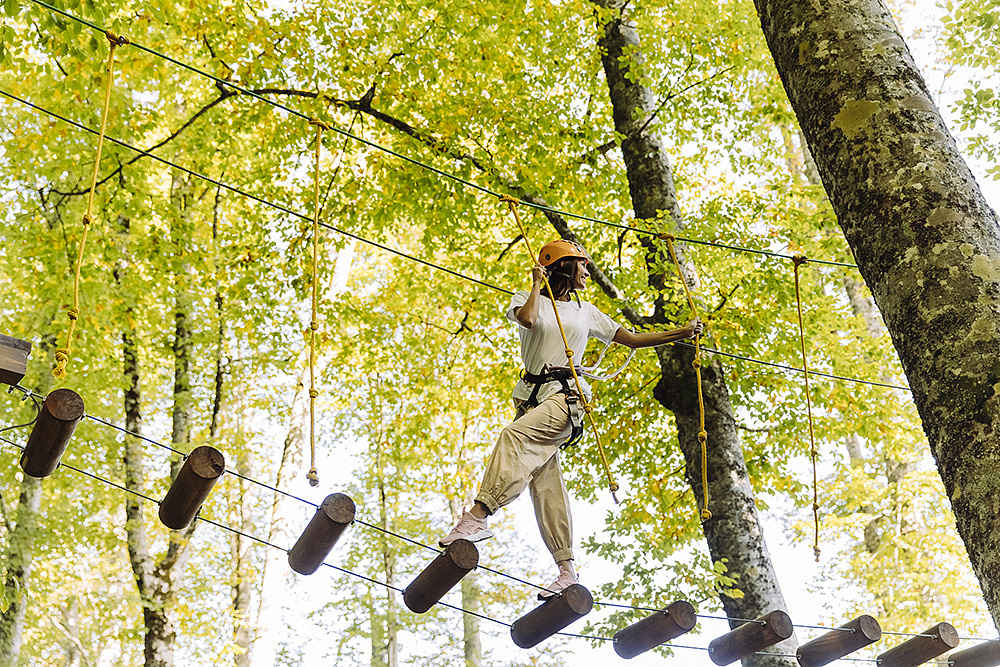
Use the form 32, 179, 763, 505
440, 239, 703, 598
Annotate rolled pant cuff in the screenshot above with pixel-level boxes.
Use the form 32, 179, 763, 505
551, 549, 574, 563
475, 492, 501, 516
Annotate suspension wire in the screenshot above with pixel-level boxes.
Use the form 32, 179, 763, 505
3, 88, 902, 398
22, 0, 860, 272
675, 341, 910, 392
0, 90, 511, 298
0, 427, 987, 648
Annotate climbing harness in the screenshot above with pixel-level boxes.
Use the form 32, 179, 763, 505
793, 255, 821, 562
501, 195, 620, 502
53, 29, 129, 379
661, 233, 712, 521
520, 366, 585, 447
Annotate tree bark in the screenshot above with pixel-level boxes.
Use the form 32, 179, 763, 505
592, 3, 797, 661
0, 330, 56, 666
754, 0, 1000, 627
118, 175, 200, 667
0, 475, 42, 666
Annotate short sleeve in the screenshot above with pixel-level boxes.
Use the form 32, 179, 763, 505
587, 303, 620, 344
506, 291, 528, 324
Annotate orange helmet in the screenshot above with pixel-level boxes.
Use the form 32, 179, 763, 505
538, 239, 588, 267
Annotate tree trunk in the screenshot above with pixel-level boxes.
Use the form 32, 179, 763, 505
118, 174, 200, 667
0, 328, 56, 666
0, 475, 42, 666
593, 3, 797, 660
754, 0, 1000, 627
460, 573, 483, 667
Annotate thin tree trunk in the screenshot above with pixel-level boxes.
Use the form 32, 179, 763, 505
460, 574, 483, 667
0, 476, 42, 666
591, 3, 797, 662
0, 328, 56, 666
754, 0, 1000, 627
118, 172, 201, 666
61, 596, 81, 667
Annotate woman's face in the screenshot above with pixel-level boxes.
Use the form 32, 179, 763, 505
570, 258, 590, 291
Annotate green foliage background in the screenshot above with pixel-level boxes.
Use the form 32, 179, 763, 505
0, 0, 994, 663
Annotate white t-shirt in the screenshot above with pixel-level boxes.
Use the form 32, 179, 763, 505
506, 290, 621, 404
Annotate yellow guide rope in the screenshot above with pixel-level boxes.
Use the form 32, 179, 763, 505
661, 234, 711, 521
793, 256, 821, 561
53, 30, 130, 379
501, 196, 620, 503
305, 118, 330, 487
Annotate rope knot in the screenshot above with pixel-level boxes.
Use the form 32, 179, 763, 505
583, 404, 593, 414
310, 320, 319, 331
67, 307, 80, 321
309, 389, 319, 399
697, 430, 707, 443
813, 545, 821, 562
793, 254, 808, 267
309, 118, 330, 131
105, 30, 130, 46
701, 508, 713, 521
659, 233, 676, 243
692, 358, 701, 369
564, 349, 573, 358
498, 194, 519, 206
53, 349, 70, 379
306, 468, 319, 487
82, 213, 93, 226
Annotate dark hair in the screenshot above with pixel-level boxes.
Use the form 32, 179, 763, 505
541, 257, 579, 301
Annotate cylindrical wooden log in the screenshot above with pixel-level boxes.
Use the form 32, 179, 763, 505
158, 446, 226, 530
288, 493, 356, 575
877, 622, 959, 667
950, 640, 1000, 667
510, 584, 594, 649
0, 334, 30, 387
613, 600, 697, 659
708, 610, 795, 666
20, 388, 84, 478
403, 539, 479, 614
796, 615, 881, 667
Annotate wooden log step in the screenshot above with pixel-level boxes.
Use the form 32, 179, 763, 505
288, 493, 356, 575
403, 539, 478, 614
158, 446, 226, 530
20, 388, 84, 478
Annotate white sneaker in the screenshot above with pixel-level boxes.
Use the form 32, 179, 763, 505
538, 569, 579, 600
439, 511, 493, 547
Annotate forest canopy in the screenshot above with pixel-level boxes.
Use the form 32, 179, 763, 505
0, 0, 996, 665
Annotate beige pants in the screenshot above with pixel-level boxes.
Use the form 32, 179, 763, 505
475, 393, 573, 563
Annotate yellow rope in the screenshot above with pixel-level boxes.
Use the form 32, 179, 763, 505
53, 30, 129, 380
661, 234, 712, 521
793, 255, 821, 562
305, 118, 329, 488
501, 196, 620, 503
